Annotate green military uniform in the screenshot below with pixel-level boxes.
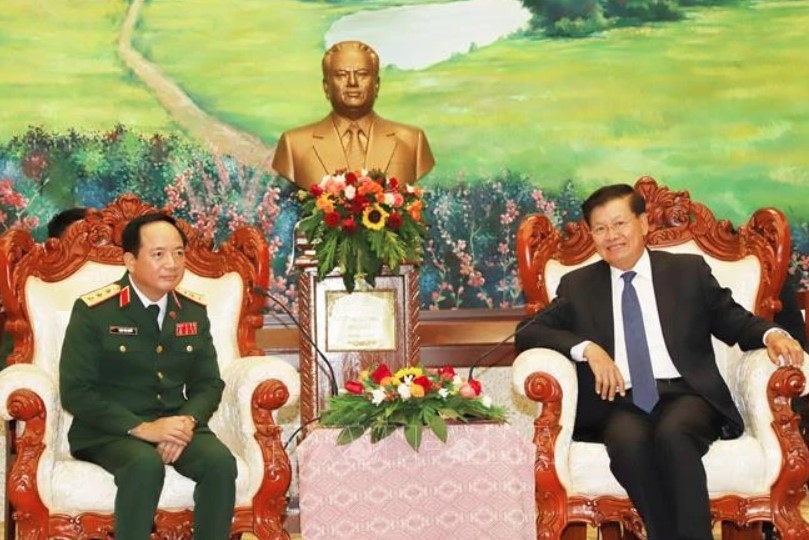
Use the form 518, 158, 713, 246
59, 273, 236, 540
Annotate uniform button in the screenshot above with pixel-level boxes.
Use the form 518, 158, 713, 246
157, 371, 164, 380
186, 345, 193, 352
157, 393, 162, 400
119, 345, 127, 353
156, 345, 163, 354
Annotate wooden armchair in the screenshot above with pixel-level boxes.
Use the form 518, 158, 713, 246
0, 195, 299, 539
512, 177, 809, 539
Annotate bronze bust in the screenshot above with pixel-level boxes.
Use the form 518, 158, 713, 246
272, 41, 435, 190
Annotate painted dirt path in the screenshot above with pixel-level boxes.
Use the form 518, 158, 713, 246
118, 0, 275, 170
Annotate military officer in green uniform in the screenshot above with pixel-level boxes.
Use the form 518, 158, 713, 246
59, 213, 237, 540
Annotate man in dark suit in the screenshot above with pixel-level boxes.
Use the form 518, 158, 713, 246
515, 184, 804, 540
59, 214, 237, 540
272, 40, 434, 189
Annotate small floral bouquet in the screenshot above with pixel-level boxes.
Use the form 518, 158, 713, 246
297, 170, 426, 292
320, 363, 507, 451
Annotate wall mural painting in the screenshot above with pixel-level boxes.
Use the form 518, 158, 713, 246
1, 0, 807, 313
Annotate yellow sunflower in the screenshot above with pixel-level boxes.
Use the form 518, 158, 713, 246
361, 204, 389, 231
394, 366, 424, 382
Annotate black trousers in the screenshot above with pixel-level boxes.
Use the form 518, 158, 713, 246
601, 378, 722, 540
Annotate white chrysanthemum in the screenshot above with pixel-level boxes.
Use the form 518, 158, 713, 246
438, 388, 449, 399
344, 184, 357, 200
481, 395, 493, 408
397, 383, 412, 400
384, 192, 395, 206
452, 375, 463, 388
371, 388, 386, 406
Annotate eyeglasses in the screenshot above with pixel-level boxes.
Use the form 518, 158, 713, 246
590, 219, 632, 239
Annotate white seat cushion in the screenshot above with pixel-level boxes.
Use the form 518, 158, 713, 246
568, 434, 768, 498
50, 453, 254, 513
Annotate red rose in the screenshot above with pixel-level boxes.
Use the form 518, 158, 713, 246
388, 177, 400, 191
310, 185, 323, 197
350, 194, 369, 215
438, 366, 456, 380
324, 211, 341, 228
386, 212, 403, 229
345, 171, 358, 185
371, 364, 393, 384
345, 380, 364, 394
413, 375, 432, 394
468, 378, 482, 396
342, 217, 357, 233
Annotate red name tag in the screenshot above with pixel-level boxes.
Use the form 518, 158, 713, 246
176, 322, 198, 337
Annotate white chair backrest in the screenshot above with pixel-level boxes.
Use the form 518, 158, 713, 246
24, 261, 244, 459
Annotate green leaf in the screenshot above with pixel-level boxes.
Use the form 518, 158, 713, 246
404, 422, 423, 451
428, 413, 448, 443
336, 425, 367, 445
370, 423, 396, 443
438, 408, 462, 421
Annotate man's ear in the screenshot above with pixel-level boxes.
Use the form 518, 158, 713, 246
322, 79, 330, 100
123, 252, 136, 273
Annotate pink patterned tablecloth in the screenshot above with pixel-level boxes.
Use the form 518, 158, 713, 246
298, 423, 536, 540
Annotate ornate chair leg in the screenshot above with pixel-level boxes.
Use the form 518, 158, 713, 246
600, 522, 623, 540
721, 521, 763, 540
562, 523, 587, 540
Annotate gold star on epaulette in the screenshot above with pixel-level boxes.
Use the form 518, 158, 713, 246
175, 286, 207, 306
80, 283, 122, 307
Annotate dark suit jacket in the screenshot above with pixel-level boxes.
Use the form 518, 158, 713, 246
515, 250, 775, 440
60, 274, 224, 453
272, 113, 434, 189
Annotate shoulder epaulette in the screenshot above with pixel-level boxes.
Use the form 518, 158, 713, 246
80, 283, 121, 307
175, 286, 207, 306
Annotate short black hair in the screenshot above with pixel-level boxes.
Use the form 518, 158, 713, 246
581, 184, 646, 226
47, 207, 88, 239
121, 214, 187, 256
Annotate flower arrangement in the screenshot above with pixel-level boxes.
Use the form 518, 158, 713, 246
320, 363, 507, 451
297, 170, 426, 292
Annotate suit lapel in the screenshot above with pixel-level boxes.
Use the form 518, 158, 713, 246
161, 292, 183, 338
649, 250, 678, 353
592, 262, 616, 356
116, 276, 157, 336
366, 116, 397, 174
312, 117, 349, 174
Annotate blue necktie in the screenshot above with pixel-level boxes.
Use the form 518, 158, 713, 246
621, 271, 659, 413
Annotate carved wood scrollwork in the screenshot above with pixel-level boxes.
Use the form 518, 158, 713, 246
517, 177, 789, 323
525, 372, 567, 539
251, 379, 292, 540
1, 194, 271, 363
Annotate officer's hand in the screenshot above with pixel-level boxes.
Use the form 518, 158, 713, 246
130, 416, 194, 445
584, 342, 625, 401
157, 441, 186, 464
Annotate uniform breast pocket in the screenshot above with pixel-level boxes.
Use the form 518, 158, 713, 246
100, 334, 152, 377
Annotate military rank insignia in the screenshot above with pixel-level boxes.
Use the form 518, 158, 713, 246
176, 322, 198, 337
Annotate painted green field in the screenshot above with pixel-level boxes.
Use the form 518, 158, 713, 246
0, 0, 807, 222
0, 1, 175, 136
136, 0, 809, 221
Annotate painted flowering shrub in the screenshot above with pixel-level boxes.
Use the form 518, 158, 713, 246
1, 126, 807, 313
420, 173, 578, 310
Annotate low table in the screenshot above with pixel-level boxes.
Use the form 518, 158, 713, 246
298, 423, 536, 539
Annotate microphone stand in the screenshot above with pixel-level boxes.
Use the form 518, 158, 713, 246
254, 286, 339, 396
